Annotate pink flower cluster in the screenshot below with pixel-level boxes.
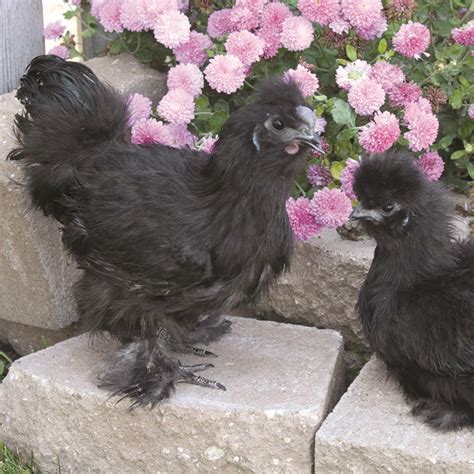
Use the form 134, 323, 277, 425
393, 21, 430, 58
286, 188, 353, 241
335, 57, 439, 153
44, 21, 65, 40
284, 65, 319, 98
403, 98, 438, 151
417, 151, 444, 181
451, 20, 474, 47
339, 158, 360, 199
92, 0, 193, 49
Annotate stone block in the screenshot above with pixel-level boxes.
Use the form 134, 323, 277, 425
0, 92, 80, 330
314, 357, 474, 472
86, 53, 167, 103
0, 317, 344, 473
257, 229, 374, 349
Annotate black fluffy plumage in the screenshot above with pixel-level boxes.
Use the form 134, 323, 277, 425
9, 55, 321, 407
352, 151, 474, 430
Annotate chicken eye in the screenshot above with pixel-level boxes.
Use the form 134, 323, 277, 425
272, 119, 284, 131
381, 203, 395, 213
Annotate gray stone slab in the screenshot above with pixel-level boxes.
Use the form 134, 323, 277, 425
0, 54, 166, 334
0, 92, 81, 330
0, 317, 344, 473
314, 357, 474, 473
86, 53, 167, 103
258, 229, 375, 349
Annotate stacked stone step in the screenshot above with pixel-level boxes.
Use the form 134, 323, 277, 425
0, 54, 167, 354
0, 317, 345, 473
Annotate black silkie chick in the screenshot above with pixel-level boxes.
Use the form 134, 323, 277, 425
8, 55, 323, 407
352, 151, 474, 431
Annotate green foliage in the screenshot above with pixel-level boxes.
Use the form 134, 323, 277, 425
0, 351, 12, 382
0, 443, 39, 474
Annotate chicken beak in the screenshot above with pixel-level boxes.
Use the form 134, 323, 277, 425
295, 106, 324, 154
350, 204, 382, 222
298, 132, 323, 154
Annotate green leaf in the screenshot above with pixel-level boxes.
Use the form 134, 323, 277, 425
135, 49, 153, 63
378, 39, 387, 54
214, 99, 229, 114
449, 90, 463, 109
195, 95, 209, 111
330, 161, 345, 180
331, 99, 355, 127
464, 141, 473, 153
0, 360, 4, 376
468, 162, 474, 180
81, 29, 95, 38
437, 135, 454, 149
63, 9, 77, 20
209, 110, 228, 133
346, 45, 357, 62
109, 41, 125, 55
451, 150, 466, 160
337, 128, 358, 142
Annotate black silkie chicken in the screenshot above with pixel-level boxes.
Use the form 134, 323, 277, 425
9, 55, 322, 407
352, 152, 474, 430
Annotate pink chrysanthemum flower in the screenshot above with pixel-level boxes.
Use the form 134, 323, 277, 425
356, 14, 387, 40
204, 54, 246, 94
154, 10, 190, 49
280, 16, 314, 51
199, 135, 219, 154
359, 111, 400, 153
131, 119, 172, 146
468, 104, 474, 120
339, 158, 361, 200
166, 123, 196, 149
341, 0, 384, 31
393, 21, 430, 58
262, 2, 292, 31
173, 31, 213, 67
69, 0, 82, 5
44, 21, 65, 40
284, 65, 319, 98
388, 81, 422, 107
417, 151, 444, 181
309, 188, 353, 229
256, 27, 281, 59
207, 9, 235, 38
451, 20, 474, 47
298, 0, 340, 25
225, 31, 264, 66
369, 61, 405, 92
403, 98, 432, 127
307, 164, 332, 188
348, 78, 385, 115
127, 93, 152, 127
167, 63, 204, 98
404, 113, 439, 152
157, 89, 195, 125
329, 17, 351, 34
91, 0, 107, 18
120, 0, 148, 32
48, 45, 69, 60
335, 60, 372, 90
286, 197, 323, 241
96, 0, 123, 33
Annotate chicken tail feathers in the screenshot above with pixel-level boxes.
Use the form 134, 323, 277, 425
7, 55, 128, 216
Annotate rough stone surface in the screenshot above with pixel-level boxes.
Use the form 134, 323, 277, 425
0, 317, 344, 473
257, 229, 374, 349
314, 357, 474, 472
0, 319, 85, 356
86, 53, 167, 103
0, 91, 81, 330
0, 54, 166, 336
